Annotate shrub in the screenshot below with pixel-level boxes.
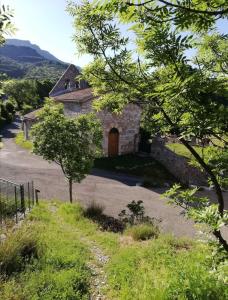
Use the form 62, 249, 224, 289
0, 225, 42, 276
125, 223, 159, 241
84, 201, 104, 219
4, 101, 15, 114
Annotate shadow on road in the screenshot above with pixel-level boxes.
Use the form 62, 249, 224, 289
0, 115, 21, 139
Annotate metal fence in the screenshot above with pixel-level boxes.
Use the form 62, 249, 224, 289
0, 178, 37, 225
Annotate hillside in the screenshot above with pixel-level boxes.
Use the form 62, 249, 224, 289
0, 39, 69, 81
0, 201, 226, 299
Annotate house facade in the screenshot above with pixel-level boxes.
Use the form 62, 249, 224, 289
23, 64, 141, 157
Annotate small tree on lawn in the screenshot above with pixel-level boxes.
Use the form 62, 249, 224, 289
31, 99, 102, 203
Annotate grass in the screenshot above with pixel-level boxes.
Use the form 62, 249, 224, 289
15, 131, 33, 151
125, 223, 159, 241
166, 143, 204, 159
0, 201, 227, 299
94, 154, 176, 187
84, 200, 104, 219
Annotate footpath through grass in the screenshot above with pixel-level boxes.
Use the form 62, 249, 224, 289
0, 201, 227, 300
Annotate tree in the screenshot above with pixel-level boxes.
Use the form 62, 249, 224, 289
2, 79, 40, 113
67, 1, 228, 250
0, 4, 13, 46
31, 99, 102, 203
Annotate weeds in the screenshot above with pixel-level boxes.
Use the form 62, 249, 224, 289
0, 224, 41, 276
125, 223, 159, 241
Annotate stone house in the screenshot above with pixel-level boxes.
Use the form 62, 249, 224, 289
23, 64, 141, 157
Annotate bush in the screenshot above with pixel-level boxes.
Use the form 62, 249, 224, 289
0, 225, 42, 276
4, 101, 15, 114
84, 201, 104, 219
125, 223, 159, 241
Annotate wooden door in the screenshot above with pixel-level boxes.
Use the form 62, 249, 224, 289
108, 128, 119, 157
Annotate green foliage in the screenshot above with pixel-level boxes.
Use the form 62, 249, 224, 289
164, 184, 228, 232
68, 0, 228, 249
0, 201, 227, 299
166, 142, 203, 159
106, 236, 227, 300
197, 33, 228, 76
32, 99, 103, 201
15, 131, 33, 151
0, 101, 14, 125
0, 202, 90, 299
84, 201, 104, 219
94, 154, 176, 187
0, 224, 41, 276
0, 4, 13, 45
2, 79, 40, 112
125, 223, 159, 241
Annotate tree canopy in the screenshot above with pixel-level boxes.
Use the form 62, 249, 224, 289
67, 0, 228, 250
32, 100, 102, 202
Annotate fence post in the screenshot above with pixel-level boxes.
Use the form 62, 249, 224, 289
31, 181, 35, 206
28, 182, 31, 210
14, 186, 18, 223
0, 183, 2, 225
20, 184, 25, 217
35, 189, 40, 204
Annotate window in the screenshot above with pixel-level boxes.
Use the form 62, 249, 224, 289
64, 79, 70, 89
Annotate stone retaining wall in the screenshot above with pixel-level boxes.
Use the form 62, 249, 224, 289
150, 138, 208, 186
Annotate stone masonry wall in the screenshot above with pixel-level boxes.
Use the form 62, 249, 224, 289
150, 138, 208, 186
50, 65, 80, 96
97, 104, 141, 156
63, 100, 141, 156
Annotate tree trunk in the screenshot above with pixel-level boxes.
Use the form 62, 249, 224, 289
179, 138, 228, 251
69, 178, 73, 203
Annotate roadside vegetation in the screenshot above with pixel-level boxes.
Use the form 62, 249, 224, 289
95, 154, 176, 187
0, 201, 227, 300
166, 143, 203, 159
15, 131, 33, 151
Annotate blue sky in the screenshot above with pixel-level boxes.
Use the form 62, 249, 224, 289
2, 0, 228, 67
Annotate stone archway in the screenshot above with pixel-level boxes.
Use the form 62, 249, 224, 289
108, 128, 119, 157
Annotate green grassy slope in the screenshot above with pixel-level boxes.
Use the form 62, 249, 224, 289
0, 202, 226, 300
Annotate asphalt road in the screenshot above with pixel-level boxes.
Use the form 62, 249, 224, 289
1, 117, 227, 239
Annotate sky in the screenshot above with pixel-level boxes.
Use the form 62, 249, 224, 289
2, 0, 92, 66
2, 0, 228, 68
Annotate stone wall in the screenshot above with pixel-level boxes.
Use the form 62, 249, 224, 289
49, 64, 88, 97
98, 104, 141, 156
63, 100, 141, 156
150, 138, 208, 186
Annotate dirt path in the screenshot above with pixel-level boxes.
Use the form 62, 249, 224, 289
48, 203, 109, 300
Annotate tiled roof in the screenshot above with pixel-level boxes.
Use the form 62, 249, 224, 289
53, 88, 95, 103
23, 108, 42, 120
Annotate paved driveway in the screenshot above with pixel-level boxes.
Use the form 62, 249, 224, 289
1, 117, 227, 239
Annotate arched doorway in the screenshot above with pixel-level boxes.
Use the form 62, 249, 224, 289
108, 128, 119, 157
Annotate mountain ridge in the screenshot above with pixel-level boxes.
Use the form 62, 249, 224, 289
0, 39, 75, 81
6, 39, 64, 63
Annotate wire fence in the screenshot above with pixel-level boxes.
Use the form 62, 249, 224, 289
0, 178, 38, 226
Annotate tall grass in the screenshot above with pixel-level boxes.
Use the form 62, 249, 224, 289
0, 202, 227, 300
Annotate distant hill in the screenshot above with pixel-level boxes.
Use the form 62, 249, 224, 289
0, 39, 72, 81
6, 39, 63, 62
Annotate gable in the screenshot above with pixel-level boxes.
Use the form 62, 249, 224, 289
49, 64, 85, 96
